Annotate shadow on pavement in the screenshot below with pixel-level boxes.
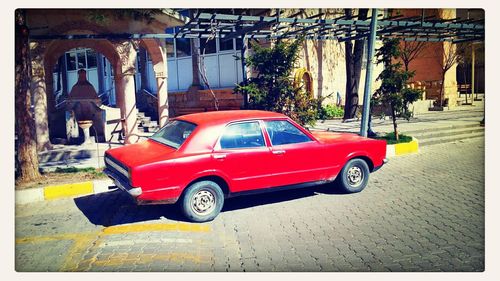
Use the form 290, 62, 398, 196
74, 183, 348, 226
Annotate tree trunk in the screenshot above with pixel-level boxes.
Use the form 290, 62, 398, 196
15, 9, 41, 181
343, 9, 368, 120
390, 103, 399, 142
403, 61, 409, 72
439, 71, 446, 107
343, 34, 354, 120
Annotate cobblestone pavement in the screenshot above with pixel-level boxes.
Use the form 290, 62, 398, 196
15, 137, 485, 272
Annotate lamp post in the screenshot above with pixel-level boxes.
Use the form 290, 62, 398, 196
360, 8, 378, 137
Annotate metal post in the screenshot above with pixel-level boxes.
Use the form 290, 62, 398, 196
240, 36, 249, 109
360, 8, 378, 137
471, 43, 475, 103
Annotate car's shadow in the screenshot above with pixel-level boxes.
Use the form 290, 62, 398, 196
74, 183, 348, 226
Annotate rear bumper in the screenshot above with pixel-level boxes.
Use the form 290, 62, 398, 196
373, 158, 389, 172
104, 168, 142, 198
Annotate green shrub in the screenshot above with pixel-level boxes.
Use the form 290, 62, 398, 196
317, 104, 344, 119
234, 39, 320, 126
376, 132, 413, 144
53, 166, 104, 177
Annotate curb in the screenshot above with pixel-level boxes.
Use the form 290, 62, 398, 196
15, 178, 113, 205
386, 138, 419, 158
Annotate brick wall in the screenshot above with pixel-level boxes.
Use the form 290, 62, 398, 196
168, 88, 244, 117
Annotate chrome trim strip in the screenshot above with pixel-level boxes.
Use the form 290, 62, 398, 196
104, 168, 142, 197
105, 157, 129, 178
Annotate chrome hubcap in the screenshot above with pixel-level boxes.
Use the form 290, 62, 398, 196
191, 190, 216, 215
347, 166, 363, 187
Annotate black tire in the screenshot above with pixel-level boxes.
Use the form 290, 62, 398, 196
336, 158, 370, 193
180, 180, 224, 222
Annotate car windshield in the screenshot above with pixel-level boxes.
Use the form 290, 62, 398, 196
150, 120, 197, 149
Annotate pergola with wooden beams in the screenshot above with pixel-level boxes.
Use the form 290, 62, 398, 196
31, 9, 485, 137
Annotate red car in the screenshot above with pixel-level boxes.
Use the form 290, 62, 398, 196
104, 110, 387, 222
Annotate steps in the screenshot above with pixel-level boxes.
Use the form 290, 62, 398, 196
137, 111, 159, 133
404, 123, 484, 147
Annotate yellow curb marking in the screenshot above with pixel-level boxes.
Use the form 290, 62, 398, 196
16, 232, 96, 244
16, 223, 212, 271
88, 252, 210, 267
102, 223, 211, 235
44, 181, 94, 200
395, 139, 419, 156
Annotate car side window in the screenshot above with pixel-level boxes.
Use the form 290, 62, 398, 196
264, 120, 312, 146
219, 122, 266, 149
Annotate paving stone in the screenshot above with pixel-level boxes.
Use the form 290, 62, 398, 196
15, 138, 485, 272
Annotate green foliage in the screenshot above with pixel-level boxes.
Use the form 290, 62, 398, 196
53, 166, 104, 177
377, 132, 413, 144
234, 39, 320, 126
317, 104, 344, 119
373, 38, 423, 139
87, 9, 161, 25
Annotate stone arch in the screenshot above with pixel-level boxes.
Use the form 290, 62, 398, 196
138, 39, 169, 127
294, 67, 314, 98
139, 39, 165, 75
44, 39, 122, 80
39, 39, 125, 143
43, 39, 123, 109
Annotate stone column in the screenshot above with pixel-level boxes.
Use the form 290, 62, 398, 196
30, 42, 52, 151
157, 74, 168, 127
114, 40, 139, 144
157, 40, 169, 127
117, 72, 139, 144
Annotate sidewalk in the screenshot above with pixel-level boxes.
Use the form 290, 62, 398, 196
311, 103, 484, 135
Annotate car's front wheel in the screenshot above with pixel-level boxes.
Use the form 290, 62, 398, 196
336, 158, 370, 193
181, 180, 224, 222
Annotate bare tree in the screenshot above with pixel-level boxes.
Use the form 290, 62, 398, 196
400, 41, 427, 72
437, 42, 464, 107
15, 9, 41, 181
343, 8, 369, 120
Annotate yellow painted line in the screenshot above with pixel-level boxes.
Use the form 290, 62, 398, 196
16, 223, 211, 245
89, 252, 210, 267
101, 223, 211, 235
395, 139, 419, 156
61, 235, 99, 271
16, 232, 97, 244
16, 223, 211, 271
43, 181, 94, 200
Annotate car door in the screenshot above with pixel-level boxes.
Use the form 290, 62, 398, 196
211, 121, 277, 193
263, 119, 334, 187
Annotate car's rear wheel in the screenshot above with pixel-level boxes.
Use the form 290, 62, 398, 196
181, 180, 224, 222
336, 158, 370, 193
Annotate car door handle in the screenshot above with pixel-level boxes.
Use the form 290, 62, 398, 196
272, 150, 286, 155
212, 154, 227, 159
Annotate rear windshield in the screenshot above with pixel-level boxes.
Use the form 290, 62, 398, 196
150, 120, 197, 149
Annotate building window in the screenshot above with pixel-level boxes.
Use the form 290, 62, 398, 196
166, 27, 192, 58
235, 38, 243, 50
219, 38, 234, 51
166, 38, 175, 58
86, 49, 98, 68
76, 51, 86, 69
176, 38, 192, 57
66, 53, 77, 71
200, 39, 217, 54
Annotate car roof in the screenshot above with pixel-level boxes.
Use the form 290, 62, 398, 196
175, 110, 287, 126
